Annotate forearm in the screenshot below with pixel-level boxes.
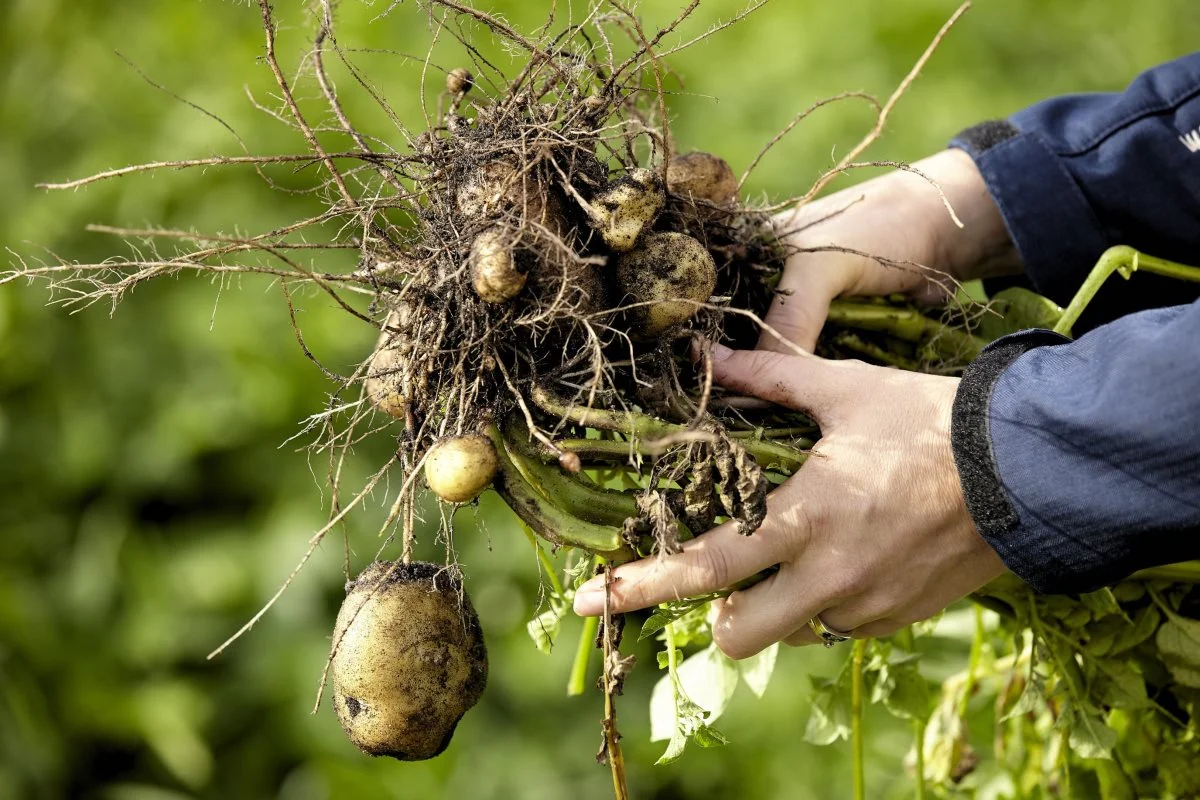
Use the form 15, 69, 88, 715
951, 300, 1200, 593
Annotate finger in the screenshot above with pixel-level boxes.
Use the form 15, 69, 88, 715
709, 343, 857, 422
783, 626, 819, 647
710, 567, 821, 659
758, 277, 833, 355
572, 518, 784, 617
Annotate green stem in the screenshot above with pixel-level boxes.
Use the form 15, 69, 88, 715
832, 331, 922, 370
958, 605, 985, 719
485, 424, 632, 560
1054, 245, 1200, 336
827, 300, 986, 362
913, 718, 927, 800
532, 385, 808, 473
851, 639, 867, 800
521, 523, 565, 598
1131, 560, 1200, 583
567, 615, 599, 697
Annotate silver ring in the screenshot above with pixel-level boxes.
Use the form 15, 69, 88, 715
808, 615, 853, 647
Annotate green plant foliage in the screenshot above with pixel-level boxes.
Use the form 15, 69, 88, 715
3, 1, 1200, 799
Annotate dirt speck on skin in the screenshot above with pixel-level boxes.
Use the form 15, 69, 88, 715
330, 561, 487, 761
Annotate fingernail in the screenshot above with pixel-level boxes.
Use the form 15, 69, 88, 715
573, 587, 604, 616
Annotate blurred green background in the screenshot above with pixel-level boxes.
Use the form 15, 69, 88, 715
1, 1, 1196, 798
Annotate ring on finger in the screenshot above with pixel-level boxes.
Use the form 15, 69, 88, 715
808, 614, 853, 648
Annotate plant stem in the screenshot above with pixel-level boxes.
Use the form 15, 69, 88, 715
522, 523, 565, 598
601, 565, 630, 800
1054, 245, 1200, 336
1132, 560, 1200, 583
851, 639, 867, 800
827, 300, 986, 362
913, 718, 927, 800
485, 424, 632, 559
532, 385, 808, 473
959, 605, 985, 719
567, 615, 599, 696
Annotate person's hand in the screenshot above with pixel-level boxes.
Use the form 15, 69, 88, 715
763, 148, 1020, 354
572, 344, 1008, 658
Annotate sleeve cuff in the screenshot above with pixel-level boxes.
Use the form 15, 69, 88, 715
950, 328, 1071, 592
950, 122, 1111, 306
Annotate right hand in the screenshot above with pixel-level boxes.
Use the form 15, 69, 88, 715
761, 148, 1021, 353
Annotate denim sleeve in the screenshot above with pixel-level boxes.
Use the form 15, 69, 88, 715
950, 52, 1200, 309
951, 303, 1200, 594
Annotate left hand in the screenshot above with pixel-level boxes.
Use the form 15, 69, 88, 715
573, 344, 1008, 658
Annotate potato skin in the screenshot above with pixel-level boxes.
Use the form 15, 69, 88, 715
614, 231, 717, 338
363, 309, 409, 418
331, 561, 487, 761
424, 434, 499, 503
666, 151, 738, 207
588, 167, 665, 252
470, 226, 526, 303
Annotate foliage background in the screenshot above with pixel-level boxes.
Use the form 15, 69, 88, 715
1, 1, 1196, 798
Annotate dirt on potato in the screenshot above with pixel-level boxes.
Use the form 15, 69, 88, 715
330, 561, 487, 761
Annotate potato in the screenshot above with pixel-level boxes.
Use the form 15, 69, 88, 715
424, 434, 499, 503
446, 67, 473, 97
470, 226, 526, 303
587, 167, 665, 252
666, 151, 738, 207
331, 560, 487, 761
363, 308, 410, 418
614, 231, 717, 338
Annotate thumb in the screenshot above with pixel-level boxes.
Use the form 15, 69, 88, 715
709, 343, 852, 419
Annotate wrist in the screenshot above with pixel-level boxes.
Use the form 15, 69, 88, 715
901, 149, 1021, 282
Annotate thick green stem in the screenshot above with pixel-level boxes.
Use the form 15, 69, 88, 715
958, 605, 985, 719
486, 424, 632, 560
1054, 246, 1200, 337
851, 639, 867, 800
913, 718, 927, 800
521, 523, 565, 598
567, 615, 599, 697
827, 300, 986, 362
1131, 560, 1200, 583
531, 385, 808, 473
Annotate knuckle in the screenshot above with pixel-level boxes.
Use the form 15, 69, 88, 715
692, 542, 733, 588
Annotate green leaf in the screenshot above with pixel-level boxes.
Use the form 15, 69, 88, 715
1058, 704, 1116, 760
1092, 660, 1148, 709
1109, 606, 1160, 655
693, 724, 729, 748
1156, 615, 1200, 688
525, 602, 566, 654
1078, 588, 1124, 619
978, 286, 1064, 341
737, 643, 778, 698
1000, 671, 1044, 722
804, 675, 851, 746
880, 660, 932, 721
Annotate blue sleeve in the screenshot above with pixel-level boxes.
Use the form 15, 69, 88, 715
952, 304, 1200, 594
951, 52, 1200, 308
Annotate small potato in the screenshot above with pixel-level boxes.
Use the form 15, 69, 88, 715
587, 168, 665, 252
331, 561, 487, 761
666, 151, 738, 207
470, 227, 526, 303
424, 434, 499, 503
446, 67, 473, 97
363, 308, 410, 418
614, 232, 717, 338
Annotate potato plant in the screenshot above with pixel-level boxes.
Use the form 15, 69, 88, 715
10, 1, 1200, 798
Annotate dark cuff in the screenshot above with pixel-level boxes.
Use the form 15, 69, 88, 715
950, 329, 1071, 588
949, 123, 1110, 306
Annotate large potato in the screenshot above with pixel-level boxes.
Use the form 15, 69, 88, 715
614, 231, 717, 338
331, 560, 488, 761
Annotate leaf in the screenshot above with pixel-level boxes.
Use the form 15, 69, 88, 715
1109, 606, 1160, 655
1156, 614, 1200, 688
648, 672, 677, 743
881, 660, 932, 721
1057, 704, 1116, 760
1092, 659, 1148, 709
1000, 671, 1044, 722
524, 602, 566, 654
978, 286, 1064, 341
737, 643, 778, 698
1078, 588, 1124, 619
693, 724, 729, 748
804, 675, 851, 746
639, 597, 715, 643
676, 645, 739, 722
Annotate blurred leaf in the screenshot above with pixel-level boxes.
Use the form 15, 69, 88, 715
737, 643, 778, 699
